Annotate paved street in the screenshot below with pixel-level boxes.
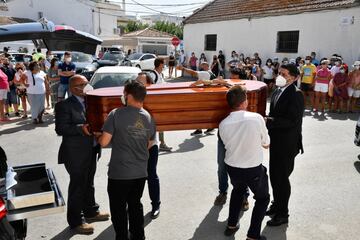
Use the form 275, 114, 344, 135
1, 95, 360, 240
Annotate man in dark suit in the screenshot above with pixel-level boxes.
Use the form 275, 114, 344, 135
265, 64, 304, 226
55, 75, 109, 234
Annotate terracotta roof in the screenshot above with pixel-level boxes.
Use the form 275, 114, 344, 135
0, 16, 35, 25
122, 27, 175, 38
184, 0, 360, 24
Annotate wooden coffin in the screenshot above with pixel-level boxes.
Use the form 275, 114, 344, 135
86, 80, 267, 132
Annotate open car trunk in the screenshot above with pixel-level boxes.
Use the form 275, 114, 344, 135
0, 19, 102, 54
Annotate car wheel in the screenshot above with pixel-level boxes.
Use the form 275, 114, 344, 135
136, 65, 141, 69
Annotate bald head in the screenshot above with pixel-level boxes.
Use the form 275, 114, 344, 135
69, 75, 88, 97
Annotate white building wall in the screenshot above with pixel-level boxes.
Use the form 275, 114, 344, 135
184, 7, 360, 67
0, 0, 122, 38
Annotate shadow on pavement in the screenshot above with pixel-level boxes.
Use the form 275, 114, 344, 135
354, 161, 360, 174
50, 227, 76, 240
0, 115, 54, 135
188, 206, 237, 240
261, 224, 288, 240
94, 224, 115, 240
159, 136, 205, 156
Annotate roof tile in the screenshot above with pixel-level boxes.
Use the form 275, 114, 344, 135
184, 0, 360, 24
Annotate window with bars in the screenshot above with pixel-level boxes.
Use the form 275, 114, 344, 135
204, 34, 217, 51
276, 31, 299, 53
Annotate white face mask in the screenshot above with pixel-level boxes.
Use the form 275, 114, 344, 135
267, 62, 272, 66
275, 75, 287, 87
299, 63, 304, 67
65, 57, 72, 63
82, 84, 93, 94
340, 69, 345, 74
355, 66, 360, 70
335, 61, 341, 66
121, 95, 127, 106
305, 60, 310, 64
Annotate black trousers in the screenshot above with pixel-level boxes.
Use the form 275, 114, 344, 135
226, 164, 270, 239
147, 145, 160, 210
108, 177, 146, 240
64, 148, 99, 228
269, 149, 295, 217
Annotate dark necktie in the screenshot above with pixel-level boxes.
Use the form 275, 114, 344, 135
273, 88, 282, 106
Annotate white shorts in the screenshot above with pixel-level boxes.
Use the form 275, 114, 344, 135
348, 87, 360, 98
0, 89, 7, 100
314, 83, 328, 93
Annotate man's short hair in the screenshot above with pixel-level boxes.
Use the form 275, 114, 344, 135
137, 72, 153, 84
230, 68, 241, 78
64, 51, 71, 57
28, 61, 39, 71
37, 48, 41, 53
280, 64, 300, 78
226, 85, 247, 109
154, 57, 164, 68
124, 80, 147, 102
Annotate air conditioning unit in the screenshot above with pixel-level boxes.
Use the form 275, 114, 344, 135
113, 28, 121, 34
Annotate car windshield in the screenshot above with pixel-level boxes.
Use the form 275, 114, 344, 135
90, 72, 139, 89
102, 52, 125, 61
71, 52, 93, 63
127, 53, 143, 60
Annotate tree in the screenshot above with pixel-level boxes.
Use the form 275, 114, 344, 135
153, 21, 183, 39
124, 20, 149, 33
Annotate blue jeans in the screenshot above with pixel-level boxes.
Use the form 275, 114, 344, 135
217, 137, 228, 194
218, 136, 250, 197
147, 145, 160, 210
58, 83, 71, 99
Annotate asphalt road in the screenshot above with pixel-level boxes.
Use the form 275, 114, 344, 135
1, 94, 360, 240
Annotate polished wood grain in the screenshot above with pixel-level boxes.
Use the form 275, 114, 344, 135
86, 80, 267, 132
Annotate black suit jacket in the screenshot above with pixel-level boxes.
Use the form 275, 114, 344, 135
267, 83, 304, 159
55, 95, 100, 165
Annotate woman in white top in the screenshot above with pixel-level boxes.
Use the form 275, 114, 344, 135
262, 59, 275, 92
20, 61, 46, 124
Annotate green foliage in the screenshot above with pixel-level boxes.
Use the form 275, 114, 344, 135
124, 20, 149, 33
153, 21, 183, 39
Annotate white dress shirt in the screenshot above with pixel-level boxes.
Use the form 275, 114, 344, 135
219, 110, 270, 168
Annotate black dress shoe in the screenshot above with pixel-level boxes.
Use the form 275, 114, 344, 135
150, 208, 160, 219
224, 224, 239, 236
266, 216, 288, 227
265, 204, 277, 216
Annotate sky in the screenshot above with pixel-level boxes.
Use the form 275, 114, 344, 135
110, 0, 212, 17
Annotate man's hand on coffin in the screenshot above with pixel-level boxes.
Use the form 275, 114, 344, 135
81, 124, 92, 136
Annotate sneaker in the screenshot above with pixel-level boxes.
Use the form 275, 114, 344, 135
159, 144, 172, 152
241, 199, 249, 211
15, 112, 20, 117
5, 113, 10, 117
74, 223, 94, 234
21, 115, 28, 119
214, 193, 227, 206
204, 128, 215, 135
85, 212, 110, 222
190, 129, 203, 136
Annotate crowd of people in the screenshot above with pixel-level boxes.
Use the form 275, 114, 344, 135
176, 50, 360, 114
0, 48, 76, 123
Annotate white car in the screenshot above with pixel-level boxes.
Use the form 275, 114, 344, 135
127, 53, 156, 70
89, 66, 141, 89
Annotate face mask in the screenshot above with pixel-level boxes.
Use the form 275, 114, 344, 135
267, 62, 272, 66
305, 60, 310, 64
121, 95, 127, 106
65, 57, 71, 63
256, 61, 260, 64
275, 75, 287, 87
283, 61, 288, 64
340, 69, 345, 74
355, 66, 360, 70
299, 63, 304, 67
335, 62, 341, 66
82, 84, 93, 94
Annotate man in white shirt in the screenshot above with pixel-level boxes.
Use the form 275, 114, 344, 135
219, 85, 270, 240
177, 62, 218, 136
149, 58, 172, 152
